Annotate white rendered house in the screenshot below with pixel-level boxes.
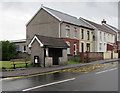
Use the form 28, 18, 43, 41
80, 18, 116, 52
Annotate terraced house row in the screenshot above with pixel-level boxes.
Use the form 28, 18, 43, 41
11, 5, 120, 67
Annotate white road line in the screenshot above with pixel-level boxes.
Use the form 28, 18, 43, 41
96, 68, 118, 74
0, 78, 14, 81
22, 78, 75, 91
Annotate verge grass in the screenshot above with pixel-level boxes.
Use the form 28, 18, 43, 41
0, 61, 32, 69
67, 61, 81, 64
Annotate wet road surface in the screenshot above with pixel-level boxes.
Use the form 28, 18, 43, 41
2, 61, 118, 91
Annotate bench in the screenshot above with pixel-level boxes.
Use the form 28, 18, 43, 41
10, 59, 29, 69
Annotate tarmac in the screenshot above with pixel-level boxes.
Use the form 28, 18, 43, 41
1, 59, 120, 78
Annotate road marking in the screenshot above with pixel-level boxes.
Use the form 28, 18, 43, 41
0, 78, 14, 81
22, 78, 75, 91
96, 68, 117, 74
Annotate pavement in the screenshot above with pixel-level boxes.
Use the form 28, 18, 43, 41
1, 59, 120, 78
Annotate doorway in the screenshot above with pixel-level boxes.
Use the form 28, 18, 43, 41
49, 48, 62, 65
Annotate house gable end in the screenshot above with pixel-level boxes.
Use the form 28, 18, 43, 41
26, 7, 61, 26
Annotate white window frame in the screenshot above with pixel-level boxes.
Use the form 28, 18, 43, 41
87, 31, 90, 40
100, 32, 102, 41
104, 33, 106, 41
81, 29, 84, 39
66, 25, 70, 37
99, 43, 102, 51
66, 41, 70, 54
74, 27, 77, 38
74, 43, 77, 55
86, 43, 90, 52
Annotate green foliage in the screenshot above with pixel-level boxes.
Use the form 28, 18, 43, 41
67, 61, 80, 64
0, 61, 32, 69
1, 41, 17, 61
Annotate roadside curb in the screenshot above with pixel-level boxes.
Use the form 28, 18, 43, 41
1, 59, 120, 78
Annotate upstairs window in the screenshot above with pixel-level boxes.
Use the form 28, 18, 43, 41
108, 34, 109, 41
104, 33, 106, 41
66, 25, 70, 37
74, 27, 77, 38
87, 31, 90, 40
81, 29, 84, 39
100, 32, 102, 41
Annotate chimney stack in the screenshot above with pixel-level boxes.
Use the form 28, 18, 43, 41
101, 19, 106, 24
41, 4, 43, 7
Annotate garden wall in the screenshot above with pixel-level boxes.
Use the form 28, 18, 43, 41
68, 51, 118, 63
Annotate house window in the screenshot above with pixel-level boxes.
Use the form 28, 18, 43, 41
81, 43, 84, 52
99, 43, 102, 51
74, 43, 77, 55
66, 41, 70, 54
16, 45, 20, 51
87, 31, 90, 40
74, 27, 77, 38
86, 43, 90, 52
91, 32, 93, 40
81, 29, 84, 39
104, 33, 106, 41
108, 34, 109, 41
100, 32, 102, 41
66, 25, 70, 37
111, 35, 113, 42
24, 46, 26, 52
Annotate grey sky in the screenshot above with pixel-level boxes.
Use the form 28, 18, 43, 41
0, 1, 118, 41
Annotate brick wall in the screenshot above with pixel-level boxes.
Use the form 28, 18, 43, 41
62, 38, 79, 55
107, 44, 113, 51
68, 52, 103, 63
79, 52, 103, 63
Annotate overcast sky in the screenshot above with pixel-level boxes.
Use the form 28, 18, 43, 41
0, 0, 119, 41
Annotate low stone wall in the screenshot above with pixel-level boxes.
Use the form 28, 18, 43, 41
68, 54, 80, 62
88, 52, 103, 62
79, 52, 103, 63
68, 51, 118, 63
68, 52, 103, 63
113, 52, 118, 59
103, 51, 111, 59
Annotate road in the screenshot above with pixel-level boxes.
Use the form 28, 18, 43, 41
2, 61, 119, 91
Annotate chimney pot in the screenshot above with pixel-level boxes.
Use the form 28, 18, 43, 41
101, 19, 106, 24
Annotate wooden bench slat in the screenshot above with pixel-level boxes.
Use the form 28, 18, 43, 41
10, 59, 30, 69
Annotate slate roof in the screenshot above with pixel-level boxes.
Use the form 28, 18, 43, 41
80, 17, 116, 35
10, 39, 26, 43
27, 6, 94, 30
36, 35, 68, 48
103, 23, 120, 32
43, 6, 94, 29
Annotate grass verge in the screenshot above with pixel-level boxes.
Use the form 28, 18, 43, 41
67, 61, 81, 64
0, 61, 32, 69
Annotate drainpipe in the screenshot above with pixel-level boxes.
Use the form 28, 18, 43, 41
59, 21, 63, 38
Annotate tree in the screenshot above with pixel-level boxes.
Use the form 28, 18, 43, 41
1, 41, 17, 61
